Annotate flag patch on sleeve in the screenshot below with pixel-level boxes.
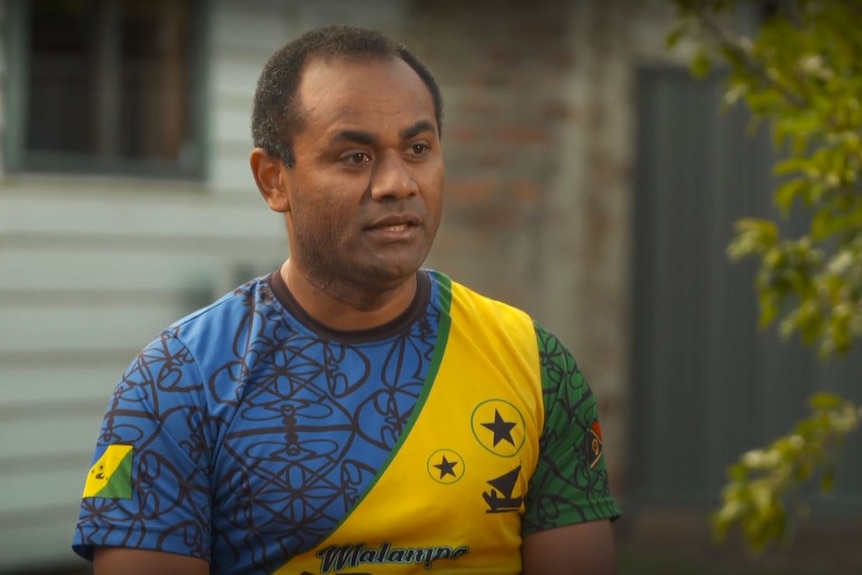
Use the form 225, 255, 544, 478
586, 420, 604, 469
82, 445, 134, 499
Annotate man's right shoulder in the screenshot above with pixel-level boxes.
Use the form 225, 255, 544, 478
141, 274, 279, 360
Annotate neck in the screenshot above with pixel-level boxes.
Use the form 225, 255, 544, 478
280, 260, 418, 331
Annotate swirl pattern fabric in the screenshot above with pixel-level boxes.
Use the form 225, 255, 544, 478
74, 274, 438, 574
72, 270, 620, 574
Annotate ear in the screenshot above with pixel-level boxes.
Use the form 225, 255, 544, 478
250, 148, 291, 213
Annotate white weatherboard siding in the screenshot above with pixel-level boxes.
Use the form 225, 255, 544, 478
0, 191, 281, 239
1, 304, 201, 353
208, 0, 289, 195
0, 249, 222, 292
1, 366, 130, 406
0, 0, 289, 569
0, 0, 5, 179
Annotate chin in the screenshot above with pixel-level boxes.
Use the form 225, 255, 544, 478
362, 260, 424, 286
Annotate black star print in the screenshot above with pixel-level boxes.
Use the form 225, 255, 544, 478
481, 409, 516, 447
434, 455, 458, 479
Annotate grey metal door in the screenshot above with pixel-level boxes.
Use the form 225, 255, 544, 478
629, 66, 862, 512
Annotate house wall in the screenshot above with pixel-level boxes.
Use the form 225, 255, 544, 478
0, 1, 4, 179
0, 1, 288, 569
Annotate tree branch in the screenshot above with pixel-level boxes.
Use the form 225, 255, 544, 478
694, 3, 809, 108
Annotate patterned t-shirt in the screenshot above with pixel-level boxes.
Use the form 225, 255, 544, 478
72, 269, 619, 574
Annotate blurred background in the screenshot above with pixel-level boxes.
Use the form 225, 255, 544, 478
1, 0, 860, 573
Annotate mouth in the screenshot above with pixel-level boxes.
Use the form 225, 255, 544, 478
374, 223, 412, 233
364, 214, 422, 232
363, 214, 423, 242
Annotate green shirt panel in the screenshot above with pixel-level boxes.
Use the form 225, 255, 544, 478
521, 322, 621, 536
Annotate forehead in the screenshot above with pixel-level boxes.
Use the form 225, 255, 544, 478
296, 55, 437, 138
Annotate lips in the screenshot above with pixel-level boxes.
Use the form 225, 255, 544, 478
365, 214, 421, 230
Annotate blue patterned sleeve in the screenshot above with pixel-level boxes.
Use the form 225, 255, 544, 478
72, 329, 212, 562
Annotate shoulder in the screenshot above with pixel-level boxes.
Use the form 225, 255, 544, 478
157, 274, 279, 352
428, 269, 535, 327
427, 271, 556, 393
533, 321, 580, 378
171, 274, 275, 330
532, 322, 595, 422
428, 271, 578, 362
121, 274, 280, 394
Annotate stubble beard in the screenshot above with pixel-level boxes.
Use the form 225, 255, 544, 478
290, 223, 423, 311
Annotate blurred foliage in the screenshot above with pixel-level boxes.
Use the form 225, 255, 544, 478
666, 0, 862, 554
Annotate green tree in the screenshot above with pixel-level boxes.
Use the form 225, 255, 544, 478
666, 0, 862, 553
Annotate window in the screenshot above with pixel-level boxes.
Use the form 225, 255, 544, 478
4, 0, 206, 178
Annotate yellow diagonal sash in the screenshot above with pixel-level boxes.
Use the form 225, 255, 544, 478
276, 278, 543, 574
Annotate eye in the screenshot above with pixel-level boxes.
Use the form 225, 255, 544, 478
345, 152, 371, 165
410, 143, 430, 156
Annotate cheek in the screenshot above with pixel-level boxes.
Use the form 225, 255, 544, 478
296, 189, 356, 242
425, 170, 446, 221
417, 159, 444, 198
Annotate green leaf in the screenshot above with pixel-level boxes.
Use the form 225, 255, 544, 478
774, 178, 807, 213
690, 50, 714, 79
728, 462, 749, 481
773, 158, 812, 177
670, 0, 862, 554
666, 25, 687, 49
821, 469, 835, 492
809, 392, 845, 411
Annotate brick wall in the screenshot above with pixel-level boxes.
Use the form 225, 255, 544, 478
404, 0, 681, 498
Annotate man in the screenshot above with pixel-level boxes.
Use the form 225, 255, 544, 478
72, 25, 620, 575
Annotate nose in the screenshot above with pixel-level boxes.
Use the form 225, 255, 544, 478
370, 150, 419, 202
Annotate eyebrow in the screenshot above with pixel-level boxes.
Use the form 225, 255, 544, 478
401, 120, 436, 141
330, 120, 436, 147
332, 130, 378, 146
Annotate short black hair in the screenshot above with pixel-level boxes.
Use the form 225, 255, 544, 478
251, 25, 443, 167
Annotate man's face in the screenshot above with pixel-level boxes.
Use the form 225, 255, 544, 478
284, 55, 445, 291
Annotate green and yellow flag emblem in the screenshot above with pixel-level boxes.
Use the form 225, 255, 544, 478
82, 445, 134, 499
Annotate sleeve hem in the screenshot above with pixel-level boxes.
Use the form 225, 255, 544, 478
72, 527, 209, 563
521, 497, 622, 537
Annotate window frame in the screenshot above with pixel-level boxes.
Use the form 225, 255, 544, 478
2, 0, 210, 180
